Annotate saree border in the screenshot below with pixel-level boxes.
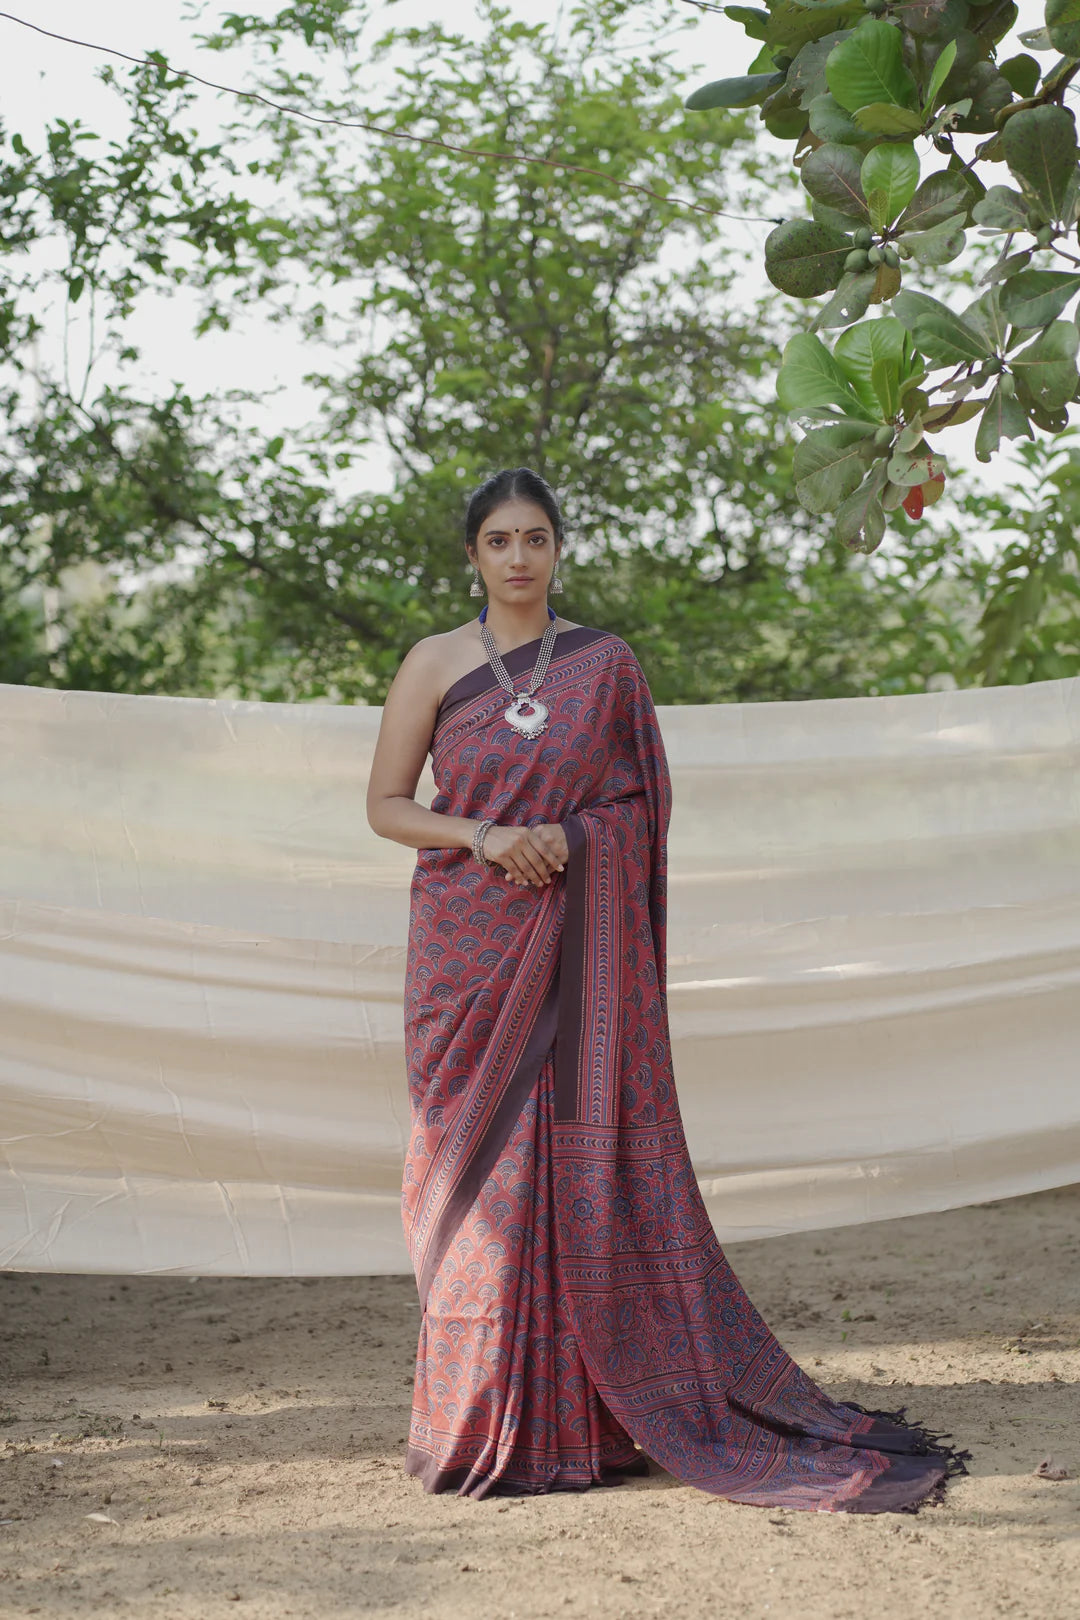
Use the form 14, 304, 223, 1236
431, 624, 613, 745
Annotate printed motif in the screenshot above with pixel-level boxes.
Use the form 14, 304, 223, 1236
402, 628, 964, 1511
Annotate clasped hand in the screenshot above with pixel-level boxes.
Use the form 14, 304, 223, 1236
482, 822, 568, 887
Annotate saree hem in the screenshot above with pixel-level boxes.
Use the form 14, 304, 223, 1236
405, 1446, 651, 1499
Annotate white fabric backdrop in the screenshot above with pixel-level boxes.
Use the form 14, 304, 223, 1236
1, 674, 1079, 1276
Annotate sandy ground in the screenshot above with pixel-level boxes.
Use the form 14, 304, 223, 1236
2, 1184, 1078, 1620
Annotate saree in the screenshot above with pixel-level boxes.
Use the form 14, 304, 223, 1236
401, 625, 970, 1511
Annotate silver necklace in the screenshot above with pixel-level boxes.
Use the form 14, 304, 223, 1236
478, 605, 559, 738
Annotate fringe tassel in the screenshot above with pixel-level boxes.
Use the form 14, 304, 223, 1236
839, 1400, 974, 1513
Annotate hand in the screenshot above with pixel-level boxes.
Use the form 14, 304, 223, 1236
482, 822, 568, 887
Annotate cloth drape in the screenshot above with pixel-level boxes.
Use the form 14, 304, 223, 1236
402, 627, 960, 1509
1, 664, 1079, 1278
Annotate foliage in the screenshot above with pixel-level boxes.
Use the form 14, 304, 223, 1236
0, 0, 954, 704
687, 0, 1080, 550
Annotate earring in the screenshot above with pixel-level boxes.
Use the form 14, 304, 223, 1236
550, 565, 564, 595
469, 566, 484, 597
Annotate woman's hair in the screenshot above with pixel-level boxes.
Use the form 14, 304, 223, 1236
464, 468, 564, 556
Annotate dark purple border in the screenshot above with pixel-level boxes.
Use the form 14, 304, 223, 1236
436, 624, 608, 723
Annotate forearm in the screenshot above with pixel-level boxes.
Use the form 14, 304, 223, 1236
368, 794, 480, 853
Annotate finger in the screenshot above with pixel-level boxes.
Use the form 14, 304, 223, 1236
525, 834, 561, 876
522, 847, 555, 884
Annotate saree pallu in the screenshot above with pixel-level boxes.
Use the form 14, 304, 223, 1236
402, 626, 969, 1511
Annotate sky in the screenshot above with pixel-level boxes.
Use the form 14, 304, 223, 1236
0, 0, 1051, 507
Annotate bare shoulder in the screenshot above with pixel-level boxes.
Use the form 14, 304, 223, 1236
404, 617, 586, 706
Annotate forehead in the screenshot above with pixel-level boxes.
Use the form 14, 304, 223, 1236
479, 497, 553, 533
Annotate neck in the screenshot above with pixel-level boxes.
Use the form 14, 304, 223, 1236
480, 600, 553, 652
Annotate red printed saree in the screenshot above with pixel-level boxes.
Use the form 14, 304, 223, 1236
401, 625, 969, 1510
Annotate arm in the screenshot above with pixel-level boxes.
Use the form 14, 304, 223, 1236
366, 638, 477, 853
366, 636, 568, 884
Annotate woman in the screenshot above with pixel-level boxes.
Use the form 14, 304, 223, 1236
366, 467, 969, 1511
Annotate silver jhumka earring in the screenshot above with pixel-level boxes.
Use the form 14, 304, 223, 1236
469, 566, 484, 597
550, 563, 564, 594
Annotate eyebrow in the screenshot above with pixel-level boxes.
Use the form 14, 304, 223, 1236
480, 524, 550, 536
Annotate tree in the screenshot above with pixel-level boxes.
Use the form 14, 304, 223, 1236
687, 0, 1080, 549
2, 0, 955, 702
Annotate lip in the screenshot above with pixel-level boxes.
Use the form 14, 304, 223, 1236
507, 577, 533, 585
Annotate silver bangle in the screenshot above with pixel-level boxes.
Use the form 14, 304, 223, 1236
472, 817, 496, 865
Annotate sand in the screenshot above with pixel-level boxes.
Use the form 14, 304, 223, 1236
2, 1183, 1078, 1620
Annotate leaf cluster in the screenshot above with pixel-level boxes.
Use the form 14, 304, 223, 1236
687, 0, 1080, 549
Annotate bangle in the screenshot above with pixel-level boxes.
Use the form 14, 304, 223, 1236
472, 817, 496, 865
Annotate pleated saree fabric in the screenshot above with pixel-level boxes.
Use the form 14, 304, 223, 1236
402, 626, 964, 1511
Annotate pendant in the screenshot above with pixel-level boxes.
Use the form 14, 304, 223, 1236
504, 691, 549, 737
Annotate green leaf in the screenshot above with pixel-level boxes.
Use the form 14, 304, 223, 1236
1001, 105, 1080, 225
787, 31, 853, 110
892, 289, 956, 330
825, 20, 919, 114
963, 286, 1010, 354
912, 312, 991, 365
834, 461, 888, 552
975, 379, 1034, 461
792, 420, 880, 513
765, 0, 866, 54
903, 211, 967, 265
998, 271, 1080, 328
886, 444, 947, 487
776, 331, 868, 415
860, 143, 920, 227
953, 62, 1015, 136
1010, 320, 1080, 408
852, 103, 925, 135
1046, 0, 1080, 59
764, 218, 853, 297
833, 317, 908, 418
1017, 26, 1053, 51
922, 398, 986, 429
921, 39, 957, 114
800, 143, 869, 220
978, 247, 1034, 288
686, 72, 785, 109
891, 0, 966, 39
813, 268, 878, 330
724, 6, 772, 41
927, 97, 972, 139
807, 92, 876, 146
898, 169, 972, 232
996, 54, 1040, 100
971, 185, 1030, 232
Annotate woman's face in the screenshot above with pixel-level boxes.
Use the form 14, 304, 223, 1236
470, 498, 560, 597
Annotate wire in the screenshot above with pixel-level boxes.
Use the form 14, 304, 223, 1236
0, 9, 787, 226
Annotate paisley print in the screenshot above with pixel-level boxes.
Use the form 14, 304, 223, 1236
402, 626, 970, 1511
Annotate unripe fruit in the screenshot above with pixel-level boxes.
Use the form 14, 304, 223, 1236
985, 356, 1004, 374
1036, 224, 1053, 248
867, 244, 883, 265
773, 54, 793, 71
854, 226, 873, 249
1000, 373, 1016, 397
864, 0, 887, 12
883, 246, 900, 268
845, 248, 870, 271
